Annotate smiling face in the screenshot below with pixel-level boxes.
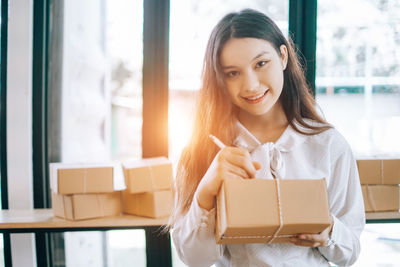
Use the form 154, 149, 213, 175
220, 38, 288, 122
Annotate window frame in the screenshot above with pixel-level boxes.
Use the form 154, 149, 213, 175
0, 0, 11, 266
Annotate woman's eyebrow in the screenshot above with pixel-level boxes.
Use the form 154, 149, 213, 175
252, 51, 269, 61
222, 51, 270, 70
222, 65, 236, 70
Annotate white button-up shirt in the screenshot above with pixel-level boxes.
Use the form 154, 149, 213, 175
172, 121, 365, 267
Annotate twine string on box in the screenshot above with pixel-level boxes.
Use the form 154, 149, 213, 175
96, 194, 105, 217
220, 142, 288, 242
267, 178, 284, 244
222, 143, 286, 242
83, 168, 88, 193
222, 234, 295, 240
62, 195, 68, 219
220, 175, 289, 242
146, 159, 156, 190
133, 193, 139, 212
366, 185, 377, 212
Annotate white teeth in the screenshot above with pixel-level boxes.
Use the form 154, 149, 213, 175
245, 92, 265, 100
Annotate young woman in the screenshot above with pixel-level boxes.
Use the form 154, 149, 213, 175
170, 9, 365, 266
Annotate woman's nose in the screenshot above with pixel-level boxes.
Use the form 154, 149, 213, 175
242, 70, 260, 92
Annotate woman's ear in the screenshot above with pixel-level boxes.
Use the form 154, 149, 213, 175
280, 45, 288, 70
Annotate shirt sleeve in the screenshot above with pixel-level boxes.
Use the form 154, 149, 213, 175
318, 143, 365, 266
171, 194, 224, 267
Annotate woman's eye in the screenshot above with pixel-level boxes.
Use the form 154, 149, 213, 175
256, 61, 268, 68
226, 71, 239, 78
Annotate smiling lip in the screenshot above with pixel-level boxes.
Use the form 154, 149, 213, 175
242, 90, 269, 104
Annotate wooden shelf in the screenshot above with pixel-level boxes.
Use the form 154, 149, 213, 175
1, 209, 398, 233
366, 211, 400, 221
0, 209, 168, 231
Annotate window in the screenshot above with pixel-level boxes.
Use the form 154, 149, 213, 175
316, 0, 400, 156
107, 230, 146, 266
48, 0, 146, 265
107, 0, 146, 266
316, 1, 400, 265
109, 0, 143, 160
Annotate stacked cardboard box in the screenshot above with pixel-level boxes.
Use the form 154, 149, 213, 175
50, 163, 124, 220
357, 159, 400, 212
216, 178, 331, 244
121, 157, 173, 218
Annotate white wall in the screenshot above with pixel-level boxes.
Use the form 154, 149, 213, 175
7, 0, 37, 266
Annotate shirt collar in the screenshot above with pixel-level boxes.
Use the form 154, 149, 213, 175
232, 120, 309, 153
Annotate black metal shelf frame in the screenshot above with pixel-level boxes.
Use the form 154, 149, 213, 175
0, 0, 11, 266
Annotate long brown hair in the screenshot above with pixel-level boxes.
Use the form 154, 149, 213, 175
169, 9, 331, 227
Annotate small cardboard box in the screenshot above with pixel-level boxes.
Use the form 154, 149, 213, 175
362, 185, 399, 212
216, 179, 331, 244
357, 159, 400, 185
52, 191, 121, 220
50, 162, 125, 194
123, 157, 173, 194
122, 190, 172, 218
